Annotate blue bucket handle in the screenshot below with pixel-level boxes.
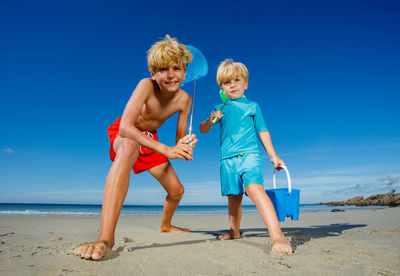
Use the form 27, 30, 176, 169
273, 166, 292, 194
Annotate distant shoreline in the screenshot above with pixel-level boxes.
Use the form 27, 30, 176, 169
0, 202, 391, 216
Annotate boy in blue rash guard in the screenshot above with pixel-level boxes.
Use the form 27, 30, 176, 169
200, 59, 293, 254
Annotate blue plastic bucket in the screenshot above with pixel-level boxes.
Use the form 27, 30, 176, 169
265, 166, 300, 222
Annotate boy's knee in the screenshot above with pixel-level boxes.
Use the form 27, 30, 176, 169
168, 186, 184, 200
117, 139, 139, 156
245, 184, 262, 195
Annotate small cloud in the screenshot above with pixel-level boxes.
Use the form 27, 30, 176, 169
3, 148, 14, 154
309, 156, 322, 161
331, 177, 400, 195
331, 182, 365, 194
346, 183, 362, 190
379, 176, 400, 189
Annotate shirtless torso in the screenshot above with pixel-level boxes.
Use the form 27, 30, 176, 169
118, 77, 192, 158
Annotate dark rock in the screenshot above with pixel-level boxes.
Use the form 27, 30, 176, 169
321, 190, 400, 207
331, 209, 345, 212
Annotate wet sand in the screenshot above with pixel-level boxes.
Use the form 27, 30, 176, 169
0, 207, 399, 275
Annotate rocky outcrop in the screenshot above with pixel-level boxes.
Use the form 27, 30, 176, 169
319, 190, 400, 207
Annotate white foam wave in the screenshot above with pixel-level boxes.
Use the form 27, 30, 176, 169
0, 210, 101, 216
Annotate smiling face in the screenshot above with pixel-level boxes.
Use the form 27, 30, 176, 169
151, 64, 186, 93
221, 76, 248, 99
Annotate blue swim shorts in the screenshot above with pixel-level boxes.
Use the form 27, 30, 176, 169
219, 153, 264, 196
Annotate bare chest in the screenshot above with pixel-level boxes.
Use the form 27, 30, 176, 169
137, 96, 181, 129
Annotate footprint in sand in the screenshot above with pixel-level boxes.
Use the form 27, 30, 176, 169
277, 260, 292, 269
0, 232, 15, 237
123, 247, 133, 252
122, 237, 134, 243
377, 270, 393, 276
358, 250, 375, 256
61, 269, 75, 273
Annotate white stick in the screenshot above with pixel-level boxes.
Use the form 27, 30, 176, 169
188, 76, 197, 145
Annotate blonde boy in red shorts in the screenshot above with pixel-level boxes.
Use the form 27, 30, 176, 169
74, 35, 198, 261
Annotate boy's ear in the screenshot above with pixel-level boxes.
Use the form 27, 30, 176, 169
150, 70, 156, 80
245, 82, 248, 90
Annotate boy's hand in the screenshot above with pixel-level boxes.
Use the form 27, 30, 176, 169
178, 134, 198, 148
210, 111, 224, 123
166, 143, 193, 160
270, 156, 285, 171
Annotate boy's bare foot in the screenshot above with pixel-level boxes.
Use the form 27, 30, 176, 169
73, 241, 111, 261
271, 238, 293, 254
159, 225, 190, 233
217, 230, 240, 240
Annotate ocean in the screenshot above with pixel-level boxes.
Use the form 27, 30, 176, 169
0, 203, 386, 216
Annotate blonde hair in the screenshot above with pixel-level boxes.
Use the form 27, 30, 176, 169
216, 59, 249, 86
147, 35, 193, 74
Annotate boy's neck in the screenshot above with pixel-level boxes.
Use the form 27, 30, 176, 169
229, 95, 246, 101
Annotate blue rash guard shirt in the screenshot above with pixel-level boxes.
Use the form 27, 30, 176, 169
207, 97, 268, 160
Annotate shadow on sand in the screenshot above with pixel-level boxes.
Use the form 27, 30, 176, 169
125, 223, 367, 252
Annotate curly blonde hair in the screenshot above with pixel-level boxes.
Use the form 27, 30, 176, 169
216, 59, 249, 86
147, 35, 193, 74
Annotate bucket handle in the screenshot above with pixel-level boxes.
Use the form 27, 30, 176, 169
272, 166, 292, 194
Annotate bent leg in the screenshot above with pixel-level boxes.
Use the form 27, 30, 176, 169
245, 184, 293, 254
218, 194, 243, 240
148, 162, 189, 232
74, 136, 139, 260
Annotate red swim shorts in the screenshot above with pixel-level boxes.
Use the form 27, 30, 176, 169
107, 117, 168, 174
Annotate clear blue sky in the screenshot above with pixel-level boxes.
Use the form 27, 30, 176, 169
1, 0, 399, 205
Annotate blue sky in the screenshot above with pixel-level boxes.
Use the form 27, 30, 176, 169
1, 0, 399, 205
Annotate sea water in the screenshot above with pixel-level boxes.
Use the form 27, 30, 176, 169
0, 203, 386, 216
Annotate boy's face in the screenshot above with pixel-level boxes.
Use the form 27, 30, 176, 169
220, 76, 248, 100
151, 64, 186, 93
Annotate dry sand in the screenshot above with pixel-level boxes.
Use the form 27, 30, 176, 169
0, 207, 399, 275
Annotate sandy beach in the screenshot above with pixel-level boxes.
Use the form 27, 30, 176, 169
0, 207, 399, 276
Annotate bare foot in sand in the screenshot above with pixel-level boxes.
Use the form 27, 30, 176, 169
271, 238, 293, 254
217, 230, 240, 240
159, 225, 190, 233
73, 241, 111, 261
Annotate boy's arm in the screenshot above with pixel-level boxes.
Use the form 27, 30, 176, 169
199, 110, 223, 134
175, 95, 198, 147
119, 79, 192, 160
257, 130, 285, 170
